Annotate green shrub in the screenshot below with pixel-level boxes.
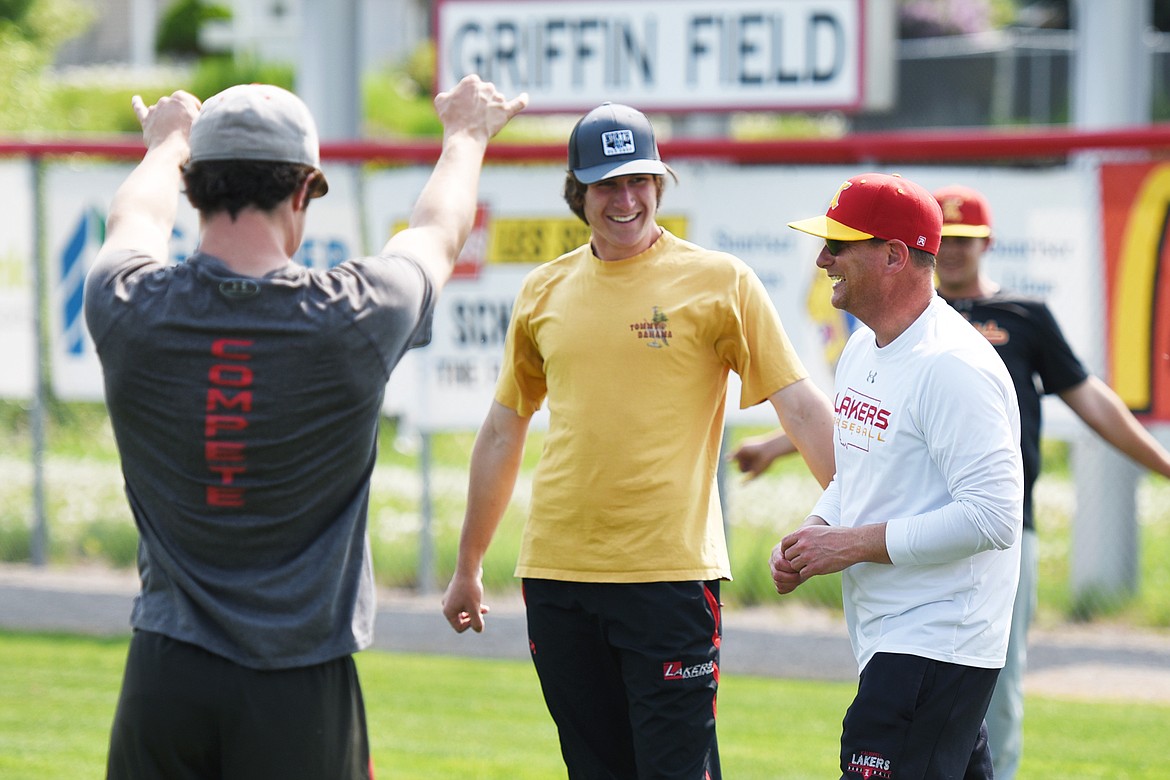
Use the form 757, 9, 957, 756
0, 0, 94, 133
188, 55, 294, 101
75, 519, 137, 568
363, 67, 442, 138
0, 518, 32, 563
726, 523, 844, 609
155, 0, 231, 59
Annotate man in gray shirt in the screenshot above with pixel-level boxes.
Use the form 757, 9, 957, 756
85, 77, 526, 780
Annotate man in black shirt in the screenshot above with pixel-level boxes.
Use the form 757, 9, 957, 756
87, 77, 527, 780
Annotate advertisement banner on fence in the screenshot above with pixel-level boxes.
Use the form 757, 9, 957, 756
1100, 160, 1170, 422
662, 163, 1096, 428
367, 162, 1097, 430
41, 158, 1097, 433
45, 162, 362, 401
0, 160, 35, 399
45, 163, 195, 401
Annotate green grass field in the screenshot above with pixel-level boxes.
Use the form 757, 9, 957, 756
1, 631, 1166, 779
3, 403, 1170, 776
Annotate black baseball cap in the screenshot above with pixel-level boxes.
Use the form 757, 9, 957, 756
568, 102, 668, 184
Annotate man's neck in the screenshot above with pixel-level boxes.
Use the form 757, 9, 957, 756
938, 274, 999, 301
869, 283, 936, 349
197, 210, 295, 278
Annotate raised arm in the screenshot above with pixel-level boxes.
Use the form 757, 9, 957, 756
98, 91, 202, 262
384, 76, 528, 286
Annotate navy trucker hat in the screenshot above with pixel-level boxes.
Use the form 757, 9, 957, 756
568, 102, 668, 184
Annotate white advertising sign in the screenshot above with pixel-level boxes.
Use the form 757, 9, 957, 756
0, 161, 35, 399
47, 161, 362, 401
436, 0, 873, 112
413, 266, 549, 431
374, 162, 1097, 430
680, 164, 1096, 428
45, 163, 195, 401
40, 157, 1096, 436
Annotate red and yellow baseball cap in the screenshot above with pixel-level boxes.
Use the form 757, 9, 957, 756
788, 173, 943, 255
933, 184, 993, 238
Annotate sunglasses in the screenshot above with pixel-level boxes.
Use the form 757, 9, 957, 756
823, 239, 850, 256
823, 237, 885, 256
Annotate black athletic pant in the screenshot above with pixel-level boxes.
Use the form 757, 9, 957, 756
523, 578, 722, 780
840, 652, 999, 780
106, 630, 372, 780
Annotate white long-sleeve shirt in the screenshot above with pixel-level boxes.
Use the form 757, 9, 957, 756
813, 295, 1024, 672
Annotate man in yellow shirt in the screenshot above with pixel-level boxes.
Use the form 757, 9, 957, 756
442, 102, 835, 779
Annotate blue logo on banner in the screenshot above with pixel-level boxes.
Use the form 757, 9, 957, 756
60, 207, 104, 356
296, 237, 349, 269
58, 208, 188, 358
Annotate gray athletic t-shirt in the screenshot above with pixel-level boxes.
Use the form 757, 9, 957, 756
84, 250, 435, 669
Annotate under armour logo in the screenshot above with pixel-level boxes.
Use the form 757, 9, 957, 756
867, 371, 877, 383
219, 279, 261, 299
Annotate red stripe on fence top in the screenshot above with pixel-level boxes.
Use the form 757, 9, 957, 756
2, 124, 1169, 164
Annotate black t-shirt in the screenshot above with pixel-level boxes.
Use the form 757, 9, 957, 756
85, 250, 435, 668
942, 291, 1088, 530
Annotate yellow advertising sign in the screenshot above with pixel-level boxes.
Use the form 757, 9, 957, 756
487, 215, 689, 264
393, 214, 689, 267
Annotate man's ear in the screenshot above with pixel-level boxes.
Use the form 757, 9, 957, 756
294, 174, 317, 212
884, 239, 910, 273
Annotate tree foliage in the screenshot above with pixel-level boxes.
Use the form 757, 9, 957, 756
0, 0, 93, 133
155, 0, 232, 59
0, 0, 88, 47
0, 0, 36, 25
897, 0, 1009, 38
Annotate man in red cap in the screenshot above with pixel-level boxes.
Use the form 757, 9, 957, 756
934, 183, 1170, 780
777, 173, 1024, 780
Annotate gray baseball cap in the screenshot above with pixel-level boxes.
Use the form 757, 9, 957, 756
568, 102, 668, 184
188, 84, 328, 197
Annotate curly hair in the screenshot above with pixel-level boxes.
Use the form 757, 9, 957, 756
182, 160, 318, 220
562, 168, 677, 225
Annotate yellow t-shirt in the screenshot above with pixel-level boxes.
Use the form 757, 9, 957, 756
497, 230, 807, 582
